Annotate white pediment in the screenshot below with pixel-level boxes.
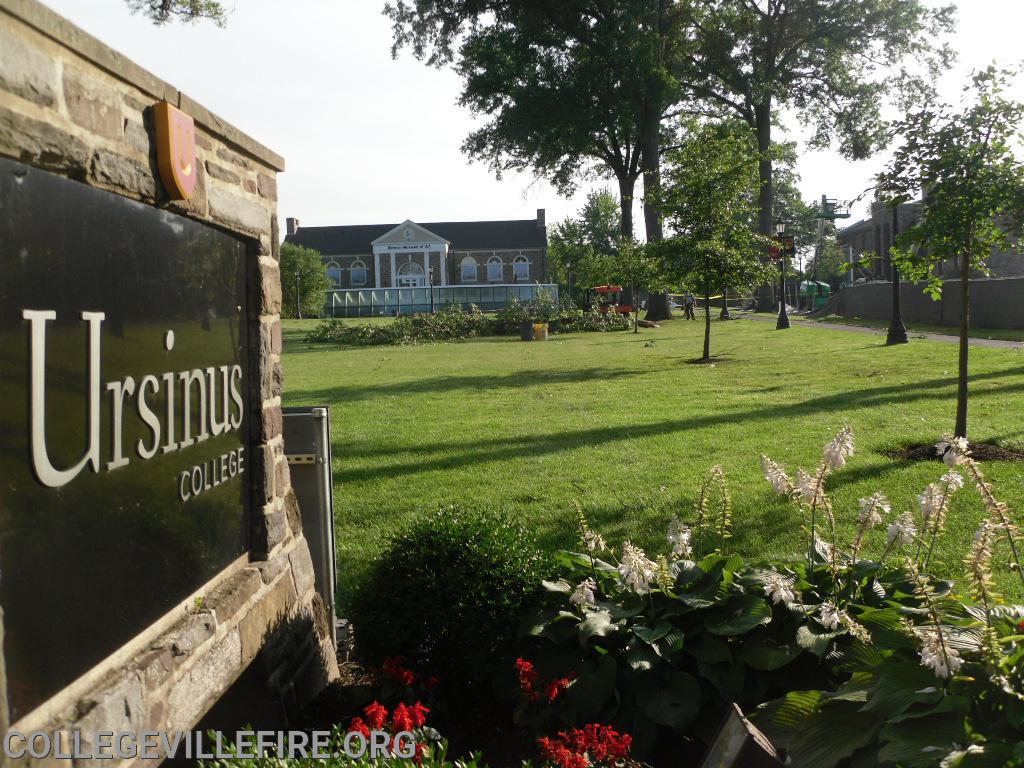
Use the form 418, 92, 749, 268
372, 220, 448, 248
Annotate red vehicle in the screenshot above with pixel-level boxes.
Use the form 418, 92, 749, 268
592, 285, 634, 316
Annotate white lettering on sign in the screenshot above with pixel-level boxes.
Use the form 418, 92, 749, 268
22, 309, 245, 492
383, 243, 435, 251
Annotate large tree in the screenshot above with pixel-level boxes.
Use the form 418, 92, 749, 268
655, 121, 773, 360
548, 190, 622, 298
877, 66, 1024, 439
280, 243, 332, 320
675, 0, 955, 237
384, 0, 689, 319
126, 0, 227, 25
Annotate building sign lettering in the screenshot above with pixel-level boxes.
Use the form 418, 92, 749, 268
0, 157, 251, 722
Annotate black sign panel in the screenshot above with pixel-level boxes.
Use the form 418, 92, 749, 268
0, 157, 250, 721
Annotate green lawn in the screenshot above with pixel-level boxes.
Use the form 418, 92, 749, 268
281, 317, 1024, 606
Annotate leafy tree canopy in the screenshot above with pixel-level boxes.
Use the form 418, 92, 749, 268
280, 243, 332, 320
676, 0, 955, 232
548, 189, 624, 288
126, 0, 228, 25
878, 66, 1024, 296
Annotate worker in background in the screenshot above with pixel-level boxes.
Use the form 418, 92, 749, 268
683, 290, 696, 320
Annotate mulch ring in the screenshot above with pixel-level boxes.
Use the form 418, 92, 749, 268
881, 442, 1024, 462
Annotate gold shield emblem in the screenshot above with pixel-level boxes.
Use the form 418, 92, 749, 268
154, 101, 198, 200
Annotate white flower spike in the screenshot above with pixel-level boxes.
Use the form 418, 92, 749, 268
936, 435, 970, 467
569, 577, 597, 608
819, 602, 841, 631
886, 511, 917, 548
618, 541, 658, 595
824, 426, 855, 470
858, 492, 890, 528
763, 570, 797, 606
918, 631, 963, 679
667, 517, 693, 559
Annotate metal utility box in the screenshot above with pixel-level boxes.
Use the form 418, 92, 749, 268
282, 407, 337, 647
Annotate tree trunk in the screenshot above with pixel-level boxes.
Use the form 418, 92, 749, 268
754, 100, 775, 310
703, 289, 712, 361
639, 103, 673, 322
955, 251, 971, 438
617, 174, 635, 240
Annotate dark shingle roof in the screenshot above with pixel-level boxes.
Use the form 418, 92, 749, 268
284, 219, 547, 255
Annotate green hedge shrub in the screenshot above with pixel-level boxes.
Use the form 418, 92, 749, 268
349, 506, 550, 692
307, 301, 629, 346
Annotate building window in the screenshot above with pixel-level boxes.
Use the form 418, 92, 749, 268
326, 260, 342, 287
351, 259, 368, 286
487, 256, 503, 282
460, 256, 478, 282
513, 255, 530, 282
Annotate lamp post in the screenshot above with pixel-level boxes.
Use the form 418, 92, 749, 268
886, 203, 909, 345
295, 269, 302, 320
719, 286, 732, 319
429, 266, 435, 313
775, 217, 790, 330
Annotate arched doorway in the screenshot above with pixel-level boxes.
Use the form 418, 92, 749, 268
396, 260, 426, 288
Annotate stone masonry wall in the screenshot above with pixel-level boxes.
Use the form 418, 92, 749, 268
830, 277, 1024, 330
0, 1, 337, 763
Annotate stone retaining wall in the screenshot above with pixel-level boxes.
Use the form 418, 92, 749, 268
0, 1, 337, 763
829, 278, 1024, 330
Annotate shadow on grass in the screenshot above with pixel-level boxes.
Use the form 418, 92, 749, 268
290, 365, 670, 403
331, 367, 1024, 483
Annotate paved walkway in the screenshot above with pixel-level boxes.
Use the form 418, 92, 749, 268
739, 313, 1024, 350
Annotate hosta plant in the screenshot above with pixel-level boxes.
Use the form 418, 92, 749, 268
516, 429, 1024, 764
752, 435, 1024, 767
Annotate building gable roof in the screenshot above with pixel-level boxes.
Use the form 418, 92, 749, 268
372, 220, 448, 246
285, 218, 547, 255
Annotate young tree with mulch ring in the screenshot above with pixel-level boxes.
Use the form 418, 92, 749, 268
655, 121, 773, 361
877, 66, 1024, 440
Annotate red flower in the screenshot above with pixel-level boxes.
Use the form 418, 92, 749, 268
516, 658, 538, 688
363, 701, 388, 730
1017, 619, 1024, 633
383, 656, 419, 687
539, 737, 589, 768
516, 657, 540, 700
543, 674, 576, 702
539, 724, 632, 768
414, 742, 426, 766
347, 716, 371, 739
391, 702, 415, 733
411, 702, 430, 728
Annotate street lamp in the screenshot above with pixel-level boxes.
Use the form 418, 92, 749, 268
429, 265, 435, 313
775, 217, 790, 330
295, 269, 302, 320
886, 203, 909, 345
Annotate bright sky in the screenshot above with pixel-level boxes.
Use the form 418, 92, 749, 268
42, 1, 1024, 231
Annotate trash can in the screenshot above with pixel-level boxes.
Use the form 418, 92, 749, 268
520, 321, 535, 341
533, 322, 549, 340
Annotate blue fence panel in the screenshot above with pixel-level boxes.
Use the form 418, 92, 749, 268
325, 285, 558, 318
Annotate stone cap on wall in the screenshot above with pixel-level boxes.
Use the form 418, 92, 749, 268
0, 0, 285, 172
